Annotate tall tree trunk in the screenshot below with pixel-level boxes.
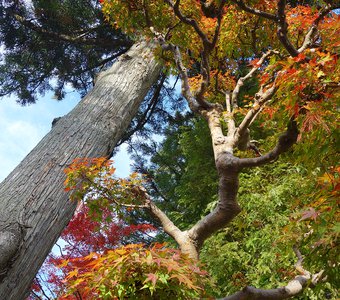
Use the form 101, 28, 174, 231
0, 41, 161, 299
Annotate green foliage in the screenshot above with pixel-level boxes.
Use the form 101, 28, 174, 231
200, 163, 309, 295
135, 114, 339, 298
200, 162, 339, 299
142, 117, 218, 229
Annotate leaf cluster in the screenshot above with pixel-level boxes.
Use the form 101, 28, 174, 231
61, 243, 213, 299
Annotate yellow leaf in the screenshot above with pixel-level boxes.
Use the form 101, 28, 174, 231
67, 269, 79, 279
57, 259, 69, 268
317, 70, 325, 78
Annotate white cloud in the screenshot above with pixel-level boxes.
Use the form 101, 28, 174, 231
0, 93, 80, 181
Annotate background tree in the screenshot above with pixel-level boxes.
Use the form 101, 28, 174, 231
0, 1, 166, 298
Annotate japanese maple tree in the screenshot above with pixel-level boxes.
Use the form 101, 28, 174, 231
29, 160, 156, 299
50, 1, 339, 299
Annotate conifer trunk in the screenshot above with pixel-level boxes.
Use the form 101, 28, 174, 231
0, 41, 161, 300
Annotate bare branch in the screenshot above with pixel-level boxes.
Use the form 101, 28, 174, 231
171, 45, 210, 110
165, 0, 212, 47
164, 0, 227, 109
231, 50, 279, 108
147, 201, 184, 241
238, 119, 299, 168
37, 274, 54, 300
277, 0, 299, 57
152, 27, 214, 111
234, 82, 277, 147
195, 49, 211, 105
231, 0, 278, 21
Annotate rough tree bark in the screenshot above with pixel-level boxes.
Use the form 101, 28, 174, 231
0, 41, 161, 300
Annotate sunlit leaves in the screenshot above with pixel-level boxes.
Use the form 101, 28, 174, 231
32, 201, 155, 298
64, 157, 148, 219
101, 0, 339, 148
62, 243, 212, 299
277, 166, 340, 297
287, 6, 340, 53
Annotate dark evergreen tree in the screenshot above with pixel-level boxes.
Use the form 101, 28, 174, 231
0, 0, 132, 104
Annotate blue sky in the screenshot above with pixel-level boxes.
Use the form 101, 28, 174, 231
0, 91, 131, 182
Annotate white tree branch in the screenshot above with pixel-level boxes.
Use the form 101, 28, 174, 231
220, 245, 324, 300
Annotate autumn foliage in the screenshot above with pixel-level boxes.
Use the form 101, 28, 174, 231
30, 158, 211, 299
59, 243, 210, 299
32, 0, 339, 299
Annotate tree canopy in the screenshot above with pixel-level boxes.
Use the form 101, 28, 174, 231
27, 0, 340, 299
1, 0, 339, 299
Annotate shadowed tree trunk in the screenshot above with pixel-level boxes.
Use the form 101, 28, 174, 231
0, 41, 161, 300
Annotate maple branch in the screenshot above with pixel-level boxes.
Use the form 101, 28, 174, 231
165, 0, 212, 47
165, 44, 214, 110
234, 82, 277, 148
188, 153, 241, 248
231, 0, 278, 21
195, 51, 210, 103
79, 177, 150, 210
298, 3, 340, 53
276, 0, 299, 57
150, 27, 204, 110
147, 201, 184, 241
120, 186, 199, 259
221, 246, 324, 300
172, 45, 209, 110
231, 50, 279, 109
238, 119, 299, 169
164, 0, 224, 107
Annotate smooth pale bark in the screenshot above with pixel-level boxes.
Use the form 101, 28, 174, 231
0, 41, 161, 299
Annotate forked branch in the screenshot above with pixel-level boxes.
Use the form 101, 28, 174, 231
221, 246, 324, 300
238, 119, 299, 168
231, 50, 280, 108
231, 0, 278, 21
